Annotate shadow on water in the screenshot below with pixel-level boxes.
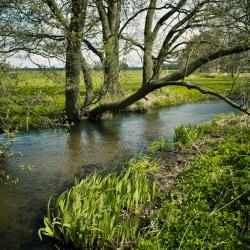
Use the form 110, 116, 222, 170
0, 101, 238, 249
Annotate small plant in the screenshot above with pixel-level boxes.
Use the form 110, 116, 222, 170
0, 129, 19, 184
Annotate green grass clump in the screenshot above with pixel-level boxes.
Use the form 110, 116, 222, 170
147, 139, 170, 154
174, 125, 201, 146
39, 158, 159, 249
138, 119, 250, 249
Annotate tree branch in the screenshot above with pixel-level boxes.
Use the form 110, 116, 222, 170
151, 0, 187, 41
119, 3, 172, 36
95, 0, 111, 39
88, 44, 250, 119
157, 44, 250, 83
82, 38, 104, 62
43, 0, 69, 29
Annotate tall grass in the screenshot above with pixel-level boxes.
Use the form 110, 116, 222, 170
174, 125, 201, 147
174, 121, 221, 147
39, 158, 159, 249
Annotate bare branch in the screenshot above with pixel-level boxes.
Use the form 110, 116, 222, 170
82, 38, 104, 62
151, 0, 187, 41
43, 0, 69, 29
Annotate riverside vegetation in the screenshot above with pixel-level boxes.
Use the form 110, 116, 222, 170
0, 69, 246, 131
39, 113, 250, 249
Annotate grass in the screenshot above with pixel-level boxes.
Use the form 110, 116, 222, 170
0, 69, 246, 130
39, 114, 250, 249
39, 157, 159, 249
138, 115, 250, 249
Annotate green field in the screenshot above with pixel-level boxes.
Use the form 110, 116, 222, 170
0, 69, 245, 130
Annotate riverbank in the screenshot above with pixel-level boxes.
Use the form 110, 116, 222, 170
39, 113, 250, 249
0, 70, 244, 131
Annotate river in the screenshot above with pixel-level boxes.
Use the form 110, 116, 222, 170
0, 101, 237, 249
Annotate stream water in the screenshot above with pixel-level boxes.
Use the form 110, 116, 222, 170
0, 101, 237, 249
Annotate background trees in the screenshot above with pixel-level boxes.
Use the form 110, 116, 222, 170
0, 0, 249, 122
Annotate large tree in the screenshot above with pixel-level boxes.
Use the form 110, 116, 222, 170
0, 0, 249, 123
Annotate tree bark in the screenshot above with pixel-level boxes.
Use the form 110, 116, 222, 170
65, 34, 81, 121
104, 37, 121, 94
65, 0, 87, 121
142, 0, 156, 85
96, 0, 122, 95
80, 52, 94, 108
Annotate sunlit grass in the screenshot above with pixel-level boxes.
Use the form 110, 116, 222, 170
1, 69, 244, 130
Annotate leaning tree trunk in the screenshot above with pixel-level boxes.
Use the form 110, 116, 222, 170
88, 45, 250, 120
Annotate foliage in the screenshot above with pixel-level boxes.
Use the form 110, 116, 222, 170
39, 157, 159, 249
174, 125, 201, 147
39, 114, 250, 249
138, 117, 250, 249
0, 130, 19, 184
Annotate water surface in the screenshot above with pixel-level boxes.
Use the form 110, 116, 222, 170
0, 101, 237, 249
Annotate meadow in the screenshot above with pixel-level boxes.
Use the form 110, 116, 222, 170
0, 69, 245, 130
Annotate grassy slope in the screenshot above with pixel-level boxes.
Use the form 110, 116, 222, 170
0, 69, 244, 130
39, 114, 250, 249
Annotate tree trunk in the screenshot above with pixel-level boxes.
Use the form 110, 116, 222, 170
143, 43, 154, 84
65, 0, 88, 122
142, 0, 157, 85
96, 0, 123, 96
104, 37, 122, 95
81, 53, 94, 108
65, 34, 81, 122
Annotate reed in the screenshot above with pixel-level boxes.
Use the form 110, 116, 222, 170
39, 158, 159, 249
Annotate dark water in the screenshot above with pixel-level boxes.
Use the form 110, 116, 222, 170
0, 101, 237, 249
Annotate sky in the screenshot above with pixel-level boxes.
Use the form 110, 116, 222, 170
6, 50, 144, 68
7, 53, 65, 68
